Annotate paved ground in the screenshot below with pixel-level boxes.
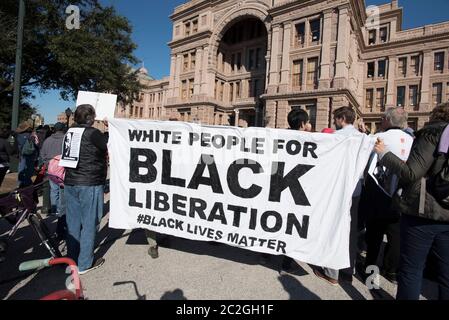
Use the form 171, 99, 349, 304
0, 173, 439, 300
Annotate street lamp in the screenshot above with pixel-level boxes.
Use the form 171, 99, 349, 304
65, 108, 73, 128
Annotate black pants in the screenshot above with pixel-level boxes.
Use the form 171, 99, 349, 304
365, 217, 400, 275
0, 167, 8, 187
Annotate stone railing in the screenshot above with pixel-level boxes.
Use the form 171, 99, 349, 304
395, 21, 449, 41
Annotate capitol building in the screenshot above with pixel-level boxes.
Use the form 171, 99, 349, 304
116, 0, 449, 132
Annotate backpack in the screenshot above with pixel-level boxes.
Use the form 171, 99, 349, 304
21, 136, 36, 156
47, 155, 65, 187
428, 125, 449, 209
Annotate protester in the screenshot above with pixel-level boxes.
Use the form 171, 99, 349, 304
16, 121, 39, 188
313, 106, 364, 286
287, 108, 312, 132
0, 128, 16, 187
64, 105, 108, 275
40, 122, 67, 241
279, 108, 312, 273
374, 102, 449, 300
363, 108, 413, 284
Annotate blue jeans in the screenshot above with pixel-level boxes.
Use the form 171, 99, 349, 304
65, 185, 104, 272
397, 215, 449, 300
49, 180, 65, 216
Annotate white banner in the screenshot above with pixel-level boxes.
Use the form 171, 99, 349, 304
108, 119, 375, 270
76, 91, 117, 121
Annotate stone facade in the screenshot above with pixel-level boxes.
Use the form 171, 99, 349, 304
119, 0, 449, 132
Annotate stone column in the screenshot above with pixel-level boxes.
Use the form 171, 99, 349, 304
386, 56, 397, 108
194, 48, 202, 95
265, 100, 277, 128
279, 22, 292, 93
420, 50, 432, 112
334, 6, 350, 88
234, 109, 240, 127
201, 47, 209, 94
173, 54, 183, 98
319, 10, 333, 89
316, 97, 330, 131
276, 100, 290, 129
167, 55, 176, 99
268, 25, 281, 92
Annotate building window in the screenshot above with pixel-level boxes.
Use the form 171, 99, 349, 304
307, 58, 319, 90
379, 27, 388, 43
256, 48, 263, 69
236, 81, 241, 98
435, 52, 445, 72
398, 58, 407, 77
411, 56, 420, 76
248, 80, 253, 97
189, 79, 194, 99
185, 22, 191, 37
409, 85, 419, 108
140, 107, 143, 118
397, 86, 406, 107
368, 30, 376, 45
376, 88, 385, 110
433, 83, 443, 105
237, 52, 242, 71
378, 60, 386, 78
292, 59, 303, 88
219, 81, 224, 101
181, 80, 188, 100
183, 54, 189, 72
190, 52, 196, 70
310, 19, 321, 44
248, 49, 255, 70
254, 79, 260, 97
367, 62, 375, 78
366, 89, 374, 110
295, 23, 305, 47
192, 20, 198, 34
231, 54, 235, 72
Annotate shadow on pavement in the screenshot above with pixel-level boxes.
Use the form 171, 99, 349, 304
114, 281, 146, 300
278, 274, 320, 300
161, 288, 187, 300
0, 215, 63, 300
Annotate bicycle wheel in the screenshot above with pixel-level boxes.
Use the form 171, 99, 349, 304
28, 214, 62, 258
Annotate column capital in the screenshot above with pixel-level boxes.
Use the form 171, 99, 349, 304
338, 4, 350, 14
323, 8, 334, 16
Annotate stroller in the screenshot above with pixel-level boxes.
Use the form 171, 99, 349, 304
0, 179, 62, 261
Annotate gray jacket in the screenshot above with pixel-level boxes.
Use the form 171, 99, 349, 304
40, 132, 65, 164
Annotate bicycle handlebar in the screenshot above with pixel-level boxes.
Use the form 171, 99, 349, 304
19, 258, 51, 271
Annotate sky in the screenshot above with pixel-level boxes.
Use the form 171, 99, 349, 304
30, 0, 449, 124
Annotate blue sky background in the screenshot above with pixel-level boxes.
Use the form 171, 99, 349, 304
30, 0, 449, 124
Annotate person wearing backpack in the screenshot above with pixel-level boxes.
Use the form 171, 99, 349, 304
374, 102, 449, 300
16, 121, 39, 188
40, 122, 67, 241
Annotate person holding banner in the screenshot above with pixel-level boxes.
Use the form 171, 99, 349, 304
313, 107, 364, 286
363, 108, 413, 284
63, 104, 108, 275
374, 102, 449, 300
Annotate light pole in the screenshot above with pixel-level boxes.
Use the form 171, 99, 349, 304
11, 0, 26, 131
65, 108, 73, 128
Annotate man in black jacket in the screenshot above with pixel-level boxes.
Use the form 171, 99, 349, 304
374, 102, 449, 300
64, 105, 108, 275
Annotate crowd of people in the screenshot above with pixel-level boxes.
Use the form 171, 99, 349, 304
1, 101, 449, 300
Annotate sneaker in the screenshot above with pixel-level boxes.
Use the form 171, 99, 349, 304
79, 258, 105, 275
313, 268, 339, 286
148, 246, 159, 259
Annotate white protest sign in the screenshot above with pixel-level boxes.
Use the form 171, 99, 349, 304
59, 127, 86, 169
108, 119, 375, 270
76, 91, 117, 120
